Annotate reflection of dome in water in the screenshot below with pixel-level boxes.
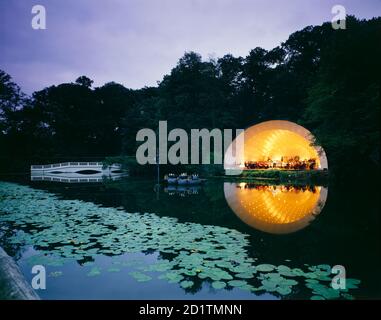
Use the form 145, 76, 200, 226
224, 183, 328, 234
224, 120, 328, 170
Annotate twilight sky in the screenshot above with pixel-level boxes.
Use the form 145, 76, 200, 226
0, 0, 380, 94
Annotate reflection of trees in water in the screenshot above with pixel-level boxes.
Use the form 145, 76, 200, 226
0, 225, 24, 259
23, 179, 328, 268
0, 182, 363, 299
0, 221, 48, 260
0, 182, 254, 296
158, 251, 203, 295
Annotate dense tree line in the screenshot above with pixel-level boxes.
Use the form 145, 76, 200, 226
0, 16, 379, 179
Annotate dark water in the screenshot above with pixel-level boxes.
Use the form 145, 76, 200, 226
0, 175, 380, 300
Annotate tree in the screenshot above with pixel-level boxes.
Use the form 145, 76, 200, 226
75, 76, 94, 88
303, 16, 381, 178
0, 70, 39, 171
0, 70, 26, 133
0, 16, 379, 181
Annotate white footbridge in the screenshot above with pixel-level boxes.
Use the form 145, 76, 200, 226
30, 162, 126, 183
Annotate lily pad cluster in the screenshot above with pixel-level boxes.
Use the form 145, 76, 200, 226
0, 182, 360, 300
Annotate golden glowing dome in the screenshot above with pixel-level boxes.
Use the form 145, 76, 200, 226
224, 182, 328, 234
224, 120, 328, 170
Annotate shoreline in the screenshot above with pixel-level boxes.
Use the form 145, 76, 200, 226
0, 247, 40, 300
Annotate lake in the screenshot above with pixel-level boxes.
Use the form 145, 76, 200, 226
0, 175, 380, 300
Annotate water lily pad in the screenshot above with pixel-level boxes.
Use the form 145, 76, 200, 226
256, 264, 275, 272
308, 283, 340, 299
49, 271, 63, 277
265, 273, 284, 280
159, 271, 184, 283
212, 281, 226, 289
306, 279, 319, 284
317, 264, 331, 272
311, 295, 325, 300
216, 261, 234, 269
276, 286, 292, 295
277, 265, 291, 272
180, 280, 194, 289
235, 272, 254, 279
291, 268, 305, 276
197, 272, 209, 279
228, 280, 247, 287
0, 182, 362, 300
342, 293, 354, 300
345, 279, 361, 289
87, 267, 101, 277
181, 269, 197, 276
261, 279, 278, 290
230, 264, 254, 274
251, 287, 263, 292
282, 279, 298, 286
129, 271, 152, 282
240, 284, 254, 291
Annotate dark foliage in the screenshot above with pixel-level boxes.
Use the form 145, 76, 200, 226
0, 16, 379, 179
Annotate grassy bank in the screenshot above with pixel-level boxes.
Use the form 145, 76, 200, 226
103, 156, 225, 177
104, 156, 329, 184
228, 169, 329, 184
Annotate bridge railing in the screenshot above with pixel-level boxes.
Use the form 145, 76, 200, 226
31, 162, 105, 169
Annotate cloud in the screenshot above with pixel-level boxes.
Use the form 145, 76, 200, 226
0, 0, 380, 94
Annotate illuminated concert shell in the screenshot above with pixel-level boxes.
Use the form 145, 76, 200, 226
224, 120, 328, 170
